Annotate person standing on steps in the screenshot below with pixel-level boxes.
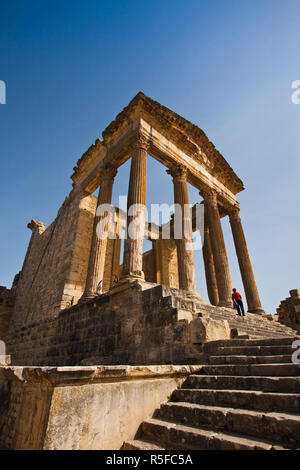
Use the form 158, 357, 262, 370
232, 288, 245, 317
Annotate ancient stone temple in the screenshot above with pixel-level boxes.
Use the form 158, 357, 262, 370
0, 93, 299, 450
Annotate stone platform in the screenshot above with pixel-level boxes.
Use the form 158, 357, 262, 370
0, 364, 200, 450
6, 282, 297, 367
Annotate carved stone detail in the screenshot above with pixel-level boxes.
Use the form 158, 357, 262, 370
99, 165, 118, 185
228, 205, 241, 221
27, 220, 46, 234
167, 165, 188, 182
133, 133, 150, 152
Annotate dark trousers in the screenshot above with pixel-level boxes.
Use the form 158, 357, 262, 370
236, 299, 245, 316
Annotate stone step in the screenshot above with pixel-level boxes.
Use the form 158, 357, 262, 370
213, 345, 294, 356
173, 388, 300, 412
207, 310, 286, 324
159, 289, 293, 324
222, 325, 296, 335
186, 374, 300, 393
206, 313, 296, 333
197, 363, 300, 377
158, 402, 300, 448
141, 417, 285, 450
159, 289, 297, 340
157, 286, 297, 336
203, 337, 299, 352
207, 323, 296, 338
192, 316, 294, 341
208, 355, 292, 365
122, 439, 165, 450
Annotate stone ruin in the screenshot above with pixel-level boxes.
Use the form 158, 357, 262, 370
0, 93, 299, 450
276, 289, 300, 334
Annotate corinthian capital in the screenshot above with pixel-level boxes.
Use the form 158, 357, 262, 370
99, 165, 118, 185
133, 132, 150, 152
199, 187, 218, 205
228, 205, 241, 221
166, 165, 188, 182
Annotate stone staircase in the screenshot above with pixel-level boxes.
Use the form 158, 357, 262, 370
201, 306, 297, 339
123, 336, 300, 450
155, 285, 298, 339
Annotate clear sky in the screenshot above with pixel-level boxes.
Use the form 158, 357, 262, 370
0, 0, 299, 313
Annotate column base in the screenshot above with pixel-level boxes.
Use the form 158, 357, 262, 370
247, 307, 265, 315
184, 291, 205, 304
120, 270, 145, 281
78, 292, 99, 303
109, 276, 150, 296
218, 300, 235, 309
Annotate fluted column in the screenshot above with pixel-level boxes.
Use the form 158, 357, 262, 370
202, 206, 219, 305
168, 166, 197, 294
201, 189, 232, 308
121, 136, 148, 279
110, 216, 122, 286
229, 206, 264, 314
82, 166, 117, 299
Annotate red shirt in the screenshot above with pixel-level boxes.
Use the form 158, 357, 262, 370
232, 292, 242, 301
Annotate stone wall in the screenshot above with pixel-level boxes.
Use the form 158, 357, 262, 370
6, 283, 219, 366
60, 194, 97, 308
154, 239, 179, 288
103, 236, 121, 292
142, 249, 156, 283
0, 286, 14, 341
0, 365, 200, 450
277, 289, 300, 334
10, 191, 96, 329
6, 281, 296, 368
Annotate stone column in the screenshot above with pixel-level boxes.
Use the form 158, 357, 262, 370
153, 239, 162, 284
202, 208, 219, 306
201, 189, 232, 308
229, 206, 264, 314
168, 166, 197, 294
121, 136, 148, 279
110, 216, 122, 285
82, 166, 117, 299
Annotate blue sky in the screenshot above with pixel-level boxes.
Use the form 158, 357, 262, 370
0, 0, 299, 313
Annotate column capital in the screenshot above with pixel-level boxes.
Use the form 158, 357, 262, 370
133, 133, 150, 152
166, 165, 188, 182
199, 187, 218, 205
99, 165, 118, 186
228, 205, 241, 222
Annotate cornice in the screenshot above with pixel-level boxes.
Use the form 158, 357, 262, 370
71, 138, 105, 187
0, 365, 202, 386
71, 92, 244, 195
102, 92, 244, 194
